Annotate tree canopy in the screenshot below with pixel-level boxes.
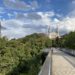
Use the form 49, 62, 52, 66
0, 33, 52, 75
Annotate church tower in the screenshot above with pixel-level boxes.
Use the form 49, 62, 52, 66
48, 24, 60, 39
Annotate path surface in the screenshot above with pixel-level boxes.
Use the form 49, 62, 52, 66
52, 48, 75, 75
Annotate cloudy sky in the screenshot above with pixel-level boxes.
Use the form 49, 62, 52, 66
0, 0, 75, 39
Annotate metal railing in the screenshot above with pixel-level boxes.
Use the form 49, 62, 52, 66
61, 48, 75, 56
38, 49, 52, 75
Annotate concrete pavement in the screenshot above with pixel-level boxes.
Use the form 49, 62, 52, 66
52, 48, 75, 75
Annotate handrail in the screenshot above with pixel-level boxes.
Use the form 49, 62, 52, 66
61, 48, 75, 56
38, 49, 52, 75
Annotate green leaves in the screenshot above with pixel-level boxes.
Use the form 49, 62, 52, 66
0, 33, 51, 75
58, 32, 75, 49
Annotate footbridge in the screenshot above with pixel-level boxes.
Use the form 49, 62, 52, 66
38, 48, 75, 75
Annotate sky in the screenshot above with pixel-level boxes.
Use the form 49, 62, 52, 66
0, 0, 75, 39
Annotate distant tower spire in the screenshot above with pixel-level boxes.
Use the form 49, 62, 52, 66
48, 25, 50, 37
56, 24, 59, 37
0, 21, 1, 37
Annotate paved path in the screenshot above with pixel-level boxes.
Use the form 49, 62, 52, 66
52, 48, 75, 75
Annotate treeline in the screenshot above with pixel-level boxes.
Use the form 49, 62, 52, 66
55, 32, 75, 49
0, 33, 52, 75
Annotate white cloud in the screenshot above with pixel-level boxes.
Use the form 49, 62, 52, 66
1, 11, 54, 39
62, 17, 75, 31
2, 28, 26, 39
2, 10, 75, 39
3, 0, 38, 11
2, 19, 24, 29
52, 17, 75, 35
37, 11, 55, 17
68, 10, 75, 17
37, 11, 55, 26
60, 2, 75, 32
7, 13, 13, 18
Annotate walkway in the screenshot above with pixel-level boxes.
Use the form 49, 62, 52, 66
38, 48, 75, 75
52, 48, 75, 75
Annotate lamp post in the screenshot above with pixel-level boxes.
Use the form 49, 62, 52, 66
48, 25, 50, 37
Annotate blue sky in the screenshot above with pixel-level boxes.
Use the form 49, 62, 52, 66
0, 0, 74, 19
0, 0, 75, 39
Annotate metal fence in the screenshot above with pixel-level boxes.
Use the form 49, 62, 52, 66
61, 48, 75, 56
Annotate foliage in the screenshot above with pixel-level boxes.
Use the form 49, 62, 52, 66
0, 33, 51, 75
58, 32, 75, 49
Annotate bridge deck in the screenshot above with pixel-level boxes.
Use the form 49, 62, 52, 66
52, 48, 75, 75
38, 48, 75, 75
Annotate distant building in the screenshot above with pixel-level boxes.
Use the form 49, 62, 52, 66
49, 32, 60, 39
